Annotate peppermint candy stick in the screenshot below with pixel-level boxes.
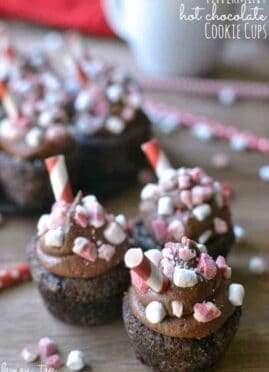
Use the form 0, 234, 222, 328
0, 263, 31, 290
125, 248, 170, 293
142, 139, 172, 178
45, 155, 73, 203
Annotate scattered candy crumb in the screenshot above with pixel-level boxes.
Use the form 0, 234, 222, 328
249, 256, 266, 275
66, 350, 86, 371
45, 354, 64, 369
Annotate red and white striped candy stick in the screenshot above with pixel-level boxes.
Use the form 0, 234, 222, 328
124, 248, 170, 293
142, 139, 172, 178
0, 263, 31, 291
45, 155, 73, 203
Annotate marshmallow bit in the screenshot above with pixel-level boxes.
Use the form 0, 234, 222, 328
230, 136, 248, 152
159, 168, 177, 183
141, 183, 160, 200
157, 196, 174, 216
197, 243, 207, 253
104, 222, 126, 245
44, 228, 64, 247
145, 249, 163, 267
192, 204, 211, 222
74, 90, 92, 111
248, 256, 266, 275
38, 111, 54, 128
145, 301, 166, 324
98, 244, 116, 262
37, 214, 50, 235
38, 337, 58, 357
105, 116, 125, 134
82, 194, 97, 204
191, 123, 213, 142
173, 267, 198, 288
218, 87, 236, 106
259, 165, 269, 183
198, 230, 212, 244
66, 350, 85, 371
115, 214, 127, 230
229, 283, 245, 306
193, 302, 221, 323
233, 225, 245, 242
21, 347, 39, 363
171, 301, 183, 318
25, 127, 43, 148
106, 84, 123, 103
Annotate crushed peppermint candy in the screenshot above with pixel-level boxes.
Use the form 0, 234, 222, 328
193, 302, 221, 323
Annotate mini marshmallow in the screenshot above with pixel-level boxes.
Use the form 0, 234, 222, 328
37, 214, 50, 235
106, 84, 123, 103
25, 127, 43, 148
159, 168, 177, 182
115, 214, 127, 230
105, 116, 125, 134
145, 249, 163, 267
98, 244, 116, 262
141, 183, 160, 200
157, 196, 174, 216
173, 267, 198, 288
44, 228, 64, 247
21, 347, 39, 363
229, 283, 245, 306
104, 222, 126, 245
38, 337, 58, 357
191, 123, 213, 142
248, 256, 266, 275
66, 350, 85, 371
38, 111, 54, 128
218, 87, 236, 106
192, 204, 211, 221
197, 243, 207, 253
82, 195, 97, 204
178, 174, 192, 189
74, 90, 92, 111
171, 301, 183, 318
0, 119, 21, 141
198, 230, 212, 244
145, 301, 166, 324
259, 165, 269, 183
230, 136, 248, 152
233, 225, 245, 242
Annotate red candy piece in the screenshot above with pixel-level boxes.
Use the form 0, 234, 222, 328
0, 263, 31, 290
152, 219, 167, 242
45, 354, 64, 369
130, 270, 148, 294
197, 253, 217, 280
38, 337, 58, 357
216, 256, 232, 279
193, 302, 221, 323
74, 206, 89, 228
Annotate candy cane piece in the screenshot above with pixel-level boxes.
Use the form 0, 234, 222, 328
124, 248, 170, 293
0, 263, 31, 290
141, 139, 172, 178
45, 155, 73, 203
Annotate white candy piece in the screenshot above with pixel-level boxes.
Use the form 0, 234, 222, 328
38, 111, 54, 128
25, 128, 43, 148
192, 204, 211, 221
191, 123, 213, 142
259, 165, 269, 183
44, 228, 64, 247
104, 222, 126, 245
157, 196, 173, 216
171, 301, 183, 318
198, 230, 212, 244
74, 90, 92, 111
106, 84, 123, 103
82, 195, 97, 205
159, 168, 177, 182
105, 116, 125, 134
233, 225, 245, 242
197, 243, 207, 253
145, 301, 166, 324
115, 214, 127, 229
229, 283, 245, 306
145, 249, 163, 267
230, 136, 248, 152
37, 214, 50, 235
173, 267, 198, 288
66, 350, 85, 371
141, 183, 159, 200
248, 256, 266, 275
218, 87, 236, 106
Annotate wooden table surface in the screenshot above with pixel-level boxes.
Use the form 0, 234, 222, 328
0, 21, 269, 372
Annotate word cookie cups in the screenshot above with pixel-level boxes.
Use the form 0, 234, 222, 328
123, 237, 244, 371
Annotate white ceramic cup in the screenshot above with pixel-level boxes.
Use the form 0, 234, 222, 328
102, 0, 234, 77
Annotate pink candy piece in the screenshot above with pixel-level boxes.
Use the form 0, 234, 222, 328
178, 247, 196, 261
161, 258, 175, 279
74, 205, 89, 228
164, 242, 181, 257
73, 238, 97, 262
197, 253, 217, 280
152, 219, 168, 242
214, 218, 228, 234
38, 337, 58, 357
178, 174, 192, 189
180, 190, 192, 207
167, 220, 185, 241
21, 347, 39, 363
193, 302, 221, 323
216, 256, 232, 279
98, 244, 116, 262
190, 167, 202, 183
130, 269, 148, 293
45, 354, 64, 369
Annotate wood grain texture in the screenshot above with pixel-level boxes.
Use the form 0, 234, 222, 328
0, 21, 269, 371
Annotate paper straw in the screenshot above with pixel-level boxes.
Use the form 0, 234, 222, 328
142, 139, 172, 178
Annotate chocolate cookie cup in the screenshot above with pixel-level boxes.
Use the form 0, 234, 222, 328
133, 165, 235, 259
27, 191, 130, 325
123, 238, 244, 371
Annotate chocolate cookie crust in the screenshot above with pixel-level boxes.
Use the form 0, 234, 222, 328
133, 219, 235, 258
123, 294, 241, 372
27, 240, 129, 325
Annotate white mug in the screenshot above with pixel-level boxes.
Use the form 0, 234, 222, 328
102, 0, 234, 77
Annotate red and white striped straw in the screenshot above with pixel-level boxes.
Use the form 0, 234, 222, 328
124, 248, 170, 293
141, 139, 172, 178
45, 155, 73, 203
0, 80, 21, 119
0, 263, 31, 291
